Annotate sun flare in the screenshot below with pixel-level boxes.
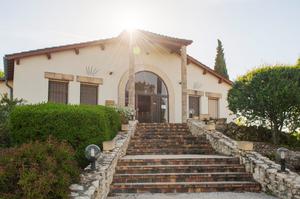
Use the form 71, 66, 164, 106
118, 11, 142, 32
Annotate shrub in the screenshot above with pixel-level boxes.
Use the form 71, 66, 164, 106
0, 94, 24, 148
0, 137, 80, 199
9, 103, 121, 167
228, 65, 300, 144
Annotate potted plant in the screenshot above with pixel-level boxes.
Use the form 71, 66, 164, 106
113, 106, 136, 131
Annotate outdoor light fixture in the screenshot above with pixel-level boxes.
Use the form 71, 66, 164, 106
277, 147, 289, 173
85, 144, 101, 170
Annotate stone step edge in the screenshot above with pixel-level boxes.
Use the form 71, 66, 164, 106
114, 172, 252, 176
112, 181, 259, 186
121, 155, 234, 160
117, 164, 244, 168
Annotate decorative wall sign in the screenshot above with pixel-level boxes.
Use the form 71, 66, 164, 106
85, 66, 99, 76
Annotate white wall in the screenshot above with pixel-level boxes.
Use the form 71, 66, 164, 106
187, 63, 234, 121
13, 41, 233, 122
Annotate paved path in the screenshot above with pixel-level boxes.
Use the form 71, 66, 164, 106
108, 192, 277, 199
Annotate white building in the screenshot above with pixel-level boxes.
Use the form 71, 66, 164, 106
2, 30, 233, 123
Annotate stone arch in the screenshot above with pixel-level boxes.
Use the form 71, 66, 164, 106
118, 64, 175, 122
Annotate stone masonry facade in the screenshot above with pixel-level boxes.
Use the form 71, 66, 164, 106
188, 119, 300, 199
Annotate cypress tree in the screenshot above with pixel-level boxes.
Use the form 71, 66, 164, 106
214, 39, 229, 79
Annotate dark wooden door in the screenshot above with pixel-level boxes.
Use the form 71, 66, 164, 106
136, 94, 168, 123
136, 95, 151, 123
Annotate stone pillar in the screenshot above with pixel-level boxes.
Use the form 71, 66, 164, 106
201, 95, 209, 114
181, 45, 187, 122
128, 32, 135, 109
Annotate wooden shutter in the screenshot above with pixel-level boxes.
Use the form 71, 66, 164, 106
208, 98, 219, 119
48, 81, 68, 104
189, 96, 200, 118
80, 84, 98, 105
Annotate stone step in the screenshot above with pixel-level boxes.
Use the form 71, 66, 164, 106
109, 123, 261, 195
126, 148, 214, 155
118, 156, 240, 166
112, 172, 254, 183
134, 132, 191, 136
115, 164, 246, 174
130, 137, 210, 145
128, 144, 212, 149
109, 181, 261, 194
138, 123, 187, 126
137, 127, 188, 130
130, 135, 202, 139
136, 128, 189, 131
127, 146, 212, 150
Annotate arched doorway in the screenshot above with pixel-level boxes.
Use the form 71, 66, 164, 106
125, 71, 169, 123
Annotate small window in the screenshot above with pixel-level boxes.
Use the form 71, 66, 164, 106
208, 98, 219, 119
189, 96, 200, 118
80, 84, 98, 105
48, 80, 68, 104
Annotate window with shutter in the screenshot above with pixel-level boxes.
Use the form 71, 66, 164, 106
48, 81, 68, 104
208, 98, 219, 119
189, 96, 200, 118
80, 84, 98, 105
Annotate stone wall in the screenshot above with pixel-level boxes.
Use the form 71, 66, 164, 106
188, 119, 300, 199
69, 121, 138, 199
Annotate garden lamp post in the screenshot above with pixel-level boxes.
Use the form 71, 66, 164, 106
85, 144, 101, 170
277, 147, 289, 173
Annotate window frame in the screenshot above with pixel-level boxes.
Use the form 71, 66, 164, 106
80, 83, 99, 105
208, 97, 219, 119
48, 80, 69, 104
189, 95, 201, 118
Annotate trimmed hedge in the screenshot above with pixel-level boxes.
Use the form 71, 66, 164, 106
0, 137, 80, 199
9, 103, 121, 167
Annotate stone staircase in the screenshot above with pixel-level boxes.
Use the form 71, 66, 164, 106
109, 123, 260, 195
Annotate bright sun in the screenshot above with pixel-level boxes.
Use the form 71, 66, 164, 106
118, 11, 141, 32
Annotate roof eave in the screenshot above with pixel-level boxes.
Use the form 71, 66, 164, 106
187, 55, 233, 86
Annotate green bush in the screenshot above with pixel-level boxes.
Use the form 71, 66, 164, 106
9, 103, 121, 167
0, 137, 80, 199
228, 65, 300, 144
0, 94, 24, 148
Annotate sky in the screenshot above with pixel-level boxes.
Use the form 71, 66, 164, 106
0, 0, 299, 80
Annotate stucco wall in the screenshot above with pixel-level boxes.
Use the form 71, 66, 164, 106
12, 41, 233, 123
187, 63, 234, 121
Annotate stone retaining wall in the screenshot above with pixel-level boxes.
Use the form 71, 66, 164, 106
188, 119, 300, 199
69, 121, 138, 199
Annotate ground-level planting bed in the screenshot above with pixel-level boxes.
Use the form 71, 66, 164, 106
0, 103, 121, 199
217, 122, 300, 173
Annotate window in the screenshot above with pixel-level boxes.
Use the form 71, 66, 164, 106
189, 96, 200, 118
48, 80, 68, 104
208, 98, 219, 119
80, 84, 98, 105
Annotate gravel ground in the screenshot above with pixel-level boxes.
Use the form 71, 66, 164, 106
108, 192, 278, 199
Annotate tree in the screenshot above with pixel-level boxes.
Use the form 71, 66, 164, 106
0, 71, 4, 78
227, 65, 300, 144
297, 57, 300, 66
214, 39, 229, 79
